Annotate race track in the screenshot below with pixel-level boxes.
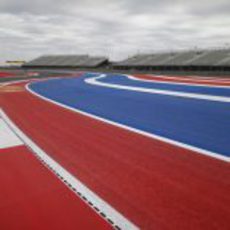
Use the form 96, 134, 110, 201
0, 73, 229, 230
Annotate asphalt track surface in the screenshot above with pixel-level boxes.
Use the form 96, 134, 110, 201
0, 72, 15, 78
0, 111, 112, 230
0, 146, 112, 230
0, 73, 230, 230
29, 73, 230, 158
134, 74, 230, 86
96, 74, 230, 96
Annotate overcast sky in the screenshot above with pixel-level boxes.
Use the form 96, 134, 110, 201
0, 0, 230, 62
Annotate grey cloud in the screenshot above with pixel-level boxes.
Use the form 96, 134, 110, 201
0, 0, 230, 63
0, 0, 113, 15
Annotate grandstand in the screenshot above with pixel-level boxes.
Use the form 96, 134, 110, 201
22, 49, 230, 74
23, 55, 109, 69
113, 49, 230, 73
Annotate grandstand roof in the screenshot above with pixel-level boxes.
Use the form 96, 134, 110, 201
114, 49, 230, 67
23, 55, 108, 68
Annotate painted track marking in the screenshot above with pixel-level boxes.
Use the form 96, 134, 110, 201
128, 75, 230, 88
0, 108, 138, 230
26, 81, 229, 163
150, 74, 230, 83
0, 118, 23, 149
85, 74, 230, 103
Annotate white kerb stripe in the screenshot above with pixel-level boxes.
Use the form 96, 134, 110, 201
127, 75, 230, 89
0, 109, 139, 230
85, 74, 230, 103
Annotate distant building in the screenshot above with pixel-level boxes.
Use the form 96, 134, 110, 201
6, 61, 26, 67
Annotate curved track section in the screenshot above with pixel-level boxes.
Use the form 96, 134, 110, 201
29, 74, 230, 159
1, 74, 229, 230
133, 74, 230, 87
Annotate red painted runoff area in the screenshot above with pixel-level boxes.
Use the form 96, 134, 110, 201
0, 81, 229, 229
0, 145, 112, 230
0, 72, 15, 78
134, 74, 230, 86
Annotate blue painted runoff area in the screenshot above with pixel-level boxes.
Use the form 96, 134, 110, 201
97, 74, 230, 97
29, 73, 230, 157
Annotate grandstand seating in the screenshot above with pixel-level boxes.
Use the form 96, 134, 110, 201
188, 50, 230, 66
23, 49, 230, 73
114, 49, 230, 72
164, 51, 205, 65
115, 54, 151, 66
143, 53, 175, 66
217, 55, 230, 66
23, 55, 108, 68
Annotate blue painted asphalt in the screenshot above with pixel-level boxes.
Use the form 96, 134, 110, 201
97, 74, 230, 97
29, 74, 230, 157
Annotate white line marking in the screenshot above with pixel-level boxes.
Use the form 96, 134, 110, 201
149, 74, 230, 83
0, 108, 138, 230
0, 79, 40, 88
0, 118, 23, 149
85, 74, 230, 103
26, 82, 230, 163
128, 75, 230, 88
